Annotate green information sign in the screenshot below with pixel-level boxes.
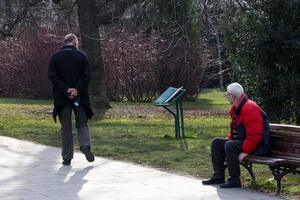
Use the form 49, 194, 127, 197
155, 87, 185, 105
155, 87, 186, 139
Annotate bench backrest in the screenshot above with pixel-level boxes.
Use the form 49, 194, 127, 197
269, 124, 300, 159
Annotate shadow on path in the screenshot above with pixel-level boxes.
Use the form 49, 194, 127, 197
0, 136, 93, 199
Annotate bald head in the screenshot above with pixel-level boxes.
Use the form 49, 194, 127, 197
64, 34, 79, 47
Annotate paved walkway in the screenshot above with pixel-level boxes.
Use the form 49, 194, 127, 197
0, 136, 286, 200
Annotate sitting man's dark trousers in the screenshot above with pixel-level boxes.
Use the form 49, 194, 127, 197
48, 34, 94, 166
204, 138, 242, 187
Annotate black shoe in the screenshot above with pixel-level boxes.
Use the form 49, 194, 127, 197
202, 176, 225, 185
62, 159, 71, 166
219, 178, 241, 188
80, 146, 95, 162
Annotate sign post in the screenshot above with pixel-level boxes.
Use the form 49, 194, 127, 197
154, 87, 186, 139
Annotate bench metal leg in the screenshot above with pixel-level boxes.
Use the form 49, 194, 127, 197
269, 165, 300, 195
241, 162, 256, 181
276, 179, 281, 195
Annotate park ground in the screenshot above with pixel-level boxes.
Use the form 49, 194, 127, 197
0, 89, 299, 198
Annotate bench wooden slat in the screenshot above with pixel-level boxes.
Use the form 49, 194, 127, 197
244, 155, 286, 165
283, 136, 300, 144
271, 134, 300, 142
270, 131, 300, 138
271, 150, 300, 159
271, 149, 298, 155
271, 141, 300, 148
270, 124, 300, 132
272, 156, 300, 165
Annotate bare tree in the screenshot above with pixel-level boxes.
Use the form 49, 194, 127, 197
0, 0, 45, 39
196, 0, 227, 89
51, 0, 144, 110
0, 0, 143, 110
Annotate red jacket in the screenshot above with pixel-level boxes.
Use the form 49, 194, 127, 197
227, 95, 263, 154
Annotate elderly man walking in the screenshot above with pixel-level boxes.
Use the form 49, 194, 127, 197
48, 34, 94, 166
202, 83, 265, 188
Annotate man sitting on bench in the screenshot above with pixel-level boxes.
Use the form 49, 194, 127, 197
202, 83, 264, 188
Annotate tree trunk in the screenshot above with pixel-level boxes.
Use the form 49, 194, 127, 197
215, 32, 224, 89
212, 0, 224, 89
78, 0, 111, 110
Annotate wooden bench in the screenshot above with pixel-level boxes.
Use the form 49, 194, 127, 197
241, 124, 300, 194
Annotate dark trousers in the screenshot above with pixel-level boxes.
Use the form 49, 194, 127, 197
58, 104, 91, 161
211, 138, 242, 179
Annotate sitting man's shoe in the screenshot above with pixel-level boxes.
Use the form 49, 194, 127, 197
80, 146, 95, 162
202, 176, 225, 185
62, 159, 71, 166
219, 178, 241, 188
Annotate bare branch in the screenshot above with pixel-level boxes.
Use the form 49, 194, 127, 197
0, 0, 44, 39
96, 0, 114, 14
95, 0, 141, 26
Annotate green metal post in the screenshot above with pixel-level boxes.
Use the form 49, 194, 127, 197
179, 100, 185, 138
175, 101, 180, 139
163, 105, 178, 138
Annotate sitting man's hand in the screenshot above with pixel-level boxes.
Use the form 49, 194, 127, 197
238, 152, 248, 162
67, 88, 78, 99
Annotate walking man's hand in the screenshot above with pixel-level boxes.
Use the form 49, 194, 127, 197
67, 88, 78, 99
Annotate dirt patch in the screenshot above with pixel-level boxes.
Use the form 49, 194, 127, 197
102, 105, 228, 119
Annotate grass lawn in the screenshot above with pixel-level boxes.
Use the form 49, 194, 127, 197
0, 89, 299, 198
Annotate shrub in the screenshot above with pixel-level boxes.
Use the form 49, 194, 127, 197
102, 28, 159, 102
0, 28, 60, 98
102, 26, 207, 102
156, 40, 206, 101
1, 26, 208, 102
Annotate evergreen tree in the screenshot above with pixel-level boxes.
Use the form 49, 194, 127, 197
223, 0, 300, 124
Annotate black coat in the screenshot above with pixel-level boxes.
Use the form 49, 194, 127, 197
48, 45, 93, 120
